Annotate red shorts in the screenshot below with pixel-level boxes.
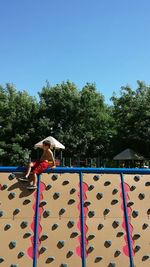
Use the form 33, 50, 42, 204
32, 161, 49, 175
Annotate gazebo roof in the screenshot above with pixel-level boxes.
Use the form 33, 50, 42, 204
113, 148, 144, 161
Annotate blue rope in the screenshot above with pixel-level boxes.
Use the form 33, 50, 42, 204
120, 173, 134, 267
79, 172, 86, 267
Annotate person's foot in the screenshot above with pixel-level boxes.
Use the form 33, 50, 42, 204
19, 176, 29, 182
27, 185, 37, 190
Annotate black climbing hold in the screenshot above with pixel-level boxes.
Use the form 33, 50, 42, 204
68, 199, 75, 205
60, 264, 68, 267
53, 192, 60, 199
46, 184, 52, 190
4, 224, 11, 230
111, 199, 118, 205
116, 231, 124, 237
114, 250, 121, 257
134, 245, 141, 252
127, 201, 134, 207
88, 185, 94, 191
66, 250, 74, 258
13, 208, 20, 215
18, 251, 25, 258
145, 181, 150, 186
41, 234, 48, 240
67, 221, 75, 228
96, 192, 103, 200
143, 223, 149, 229
23, 199, 31, 205
2, 184, 8, 190
52, 174, 58, 181
132, 210, 139, 218
70, 232, 78, 238
23, 232, 32, 238
97, 223, 104, 230
138, 193, 145, 200
147, 209, 150, 215
133, 234, 141, 240
130, 185, 136, 191
9, 241, 17, 249
62, 180, 69, 185
40, 246, 47, 253
0, 211, 4, 217
46, 257, 55, 263
87, 246, 94, 253
142, 255, 149, 261
134, 175, 140, 182
9, 192, 16, 199
88, 211, 95, 217
84, 201, 91, 207
112, 188, 118, 195
21, 221, 28, 228
103, 208, 110, 215
112, 220, 120, 228
57, 240, 65, 248
39, 200, 47, 206
43, 210, 50, 217
104, 240, 112, 247
70, 188, 76, 194
10, 265, 18, 267
0, 257, 4, 263
104, 181, 111, 186
108, 263, 116, 267
52, 223, 59, 230
93, 175, 100, 181
8, 173, 16, 180
87, 234, 95, 240
95, 256, 103, 262
59, 208, 66, 216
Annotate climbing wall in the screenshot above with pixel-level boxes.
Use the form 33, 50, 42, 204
0, 170, 150, 267
124, 174, 150, 267
38, 173, 82, 267
0, 172, 35, 267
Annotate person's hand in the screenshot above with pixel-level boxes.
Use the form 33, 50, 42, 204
51, 165, 56, 169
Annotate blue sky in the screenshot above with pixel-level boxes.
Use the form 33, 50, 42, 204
0, 0, 150, 103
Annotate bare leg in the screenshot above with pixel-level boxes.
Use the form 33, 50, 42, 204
32, 173, 37, 186
25, 162, 34, 177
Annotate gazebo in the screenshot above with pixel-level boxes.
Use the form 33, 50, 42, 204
113, 148, 144, 168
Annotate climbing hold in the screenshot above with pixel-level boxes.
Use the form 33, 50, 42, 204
143, 223, 149, 229
132, 210, 139, 218
18, 251, 25, 257
147, 209, 150, 215
114, 250, 121, 257
52, 223, 59, 230
70, 232, 78, 238
84, 201, 91, 207
9, 241, 17, 249
104, 240, 112, 247
10, 265, 18, 267
60, 264, 68, 267
8, 173, 16, 180
116, 231, 124, 237
62, 180, 69, 185
13, 208, 20, 215
93, 175, 100, 181
40, 246, 47, 253
88, 211, 95, 217
2, 184, 8, 190
97, 223, 104, 230
134, 245, 141, 252
68, 199, 75, 205
67, 220, 75, 228
87, 246, 94, 253
23, 232, 32, 238
21, 221, 28, 228
46, 257, 55, 263
40, 200, 47, 207
87, 234, 95, 240
142, 255, 149, 261
96, 192, 103, 200
112, 188, 118, 195
41, 234, 48, 240
4, 224, 11, 230
109, 262, 116, 267
9, 192, 16, 199
70, 188, 76, 194
57, 240, 65, 248
88, 185, 94, 191
138, 193, 145, 200
67, 250, 74, 257
134, 175, 140, 182
95, 256, 103, 262
127, 201, 134, 207
59, 208, 66, 216
130, 185, 136, 191
0, 211, 4, 217
111, 199, 118, 205
51, 174, 58, 181
23, 199, 31, 205
104, 181, 111, 186
112, 220, 120, 228
133, 234, 141, 240
43, 210, 50, 217
103, 208, 110, 215
145, 181, 150, 186
0, 257, 4, 263
53, 192, 60, 199
46, 184, 52, 190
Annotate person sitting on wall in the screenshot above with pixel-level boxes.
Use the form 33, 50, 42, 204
19, 140, 56, 189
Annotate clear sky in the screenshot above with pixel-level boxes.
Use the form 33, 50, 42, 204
0, 0, 150, 103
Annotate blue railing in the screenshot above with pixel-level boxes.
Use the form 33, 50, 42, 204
1, 167, 150, 267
